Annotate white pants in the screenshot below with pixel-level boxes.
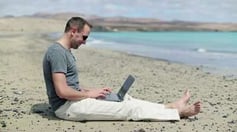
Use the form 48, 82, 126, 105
55, 95, 180, 121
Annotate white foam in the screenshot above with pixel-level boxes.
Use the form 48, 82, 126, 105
89, 39, 105, 44
196, 48, 206, 53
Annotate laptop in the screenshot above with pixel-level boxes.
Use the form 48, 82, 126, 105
103, 75, 135, 102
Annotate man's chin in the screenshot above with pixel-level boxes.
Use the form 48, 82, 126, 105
72, 44, 80, 49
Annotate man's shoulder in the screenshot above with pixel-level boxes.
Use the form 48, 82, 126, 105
48, 43, 64, 51
44, 43, 67, 59
46, 43, 67, 55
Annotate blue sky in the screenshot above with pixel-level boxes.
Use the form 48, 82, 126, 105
1, 0, 237, 23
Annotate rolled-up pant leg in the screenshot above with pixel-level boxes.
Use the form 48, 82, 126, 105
55, 95, 180, 121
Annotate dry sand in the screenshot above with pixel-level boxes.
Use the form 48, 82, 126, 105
0, 17, 237, 132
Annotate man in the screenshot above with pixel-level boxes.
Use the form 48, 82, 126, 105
43, 17, 201, 121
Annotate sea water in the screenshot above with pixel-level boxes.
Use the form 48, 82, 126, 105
49, 31, 237, 76
88, 32, 237, 76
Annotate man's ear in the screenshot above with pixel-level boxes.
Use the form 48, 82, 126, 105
72, 29, 77, 33
71, 29, 76, 37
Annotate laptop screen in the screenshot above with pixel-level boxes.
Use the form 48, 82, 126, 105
117, 75, 135, 99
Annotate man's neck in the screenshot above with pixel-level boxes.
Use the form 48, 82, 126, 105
57, 35, 71, 50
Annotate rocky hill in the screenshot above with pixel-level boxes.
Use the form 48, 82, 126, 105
19, 12, 237, 32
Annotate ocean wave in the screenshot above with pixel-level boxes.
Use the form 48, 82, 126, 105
88, 39, 105, 45
194, 48, 237, 55
196, 48, 207, 53
87, 38, 127, 46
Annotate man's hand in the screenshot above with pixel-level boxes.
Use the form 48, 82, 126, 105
86, 87, 112, 99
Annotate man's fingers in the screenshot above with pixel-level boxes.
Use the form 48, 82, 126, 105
103, 87, 112, 92
98, 93, 106, 98
100, 90, 110, 95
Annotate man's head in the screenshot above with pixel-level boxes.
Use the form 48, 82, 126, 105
64, 17, 92, 49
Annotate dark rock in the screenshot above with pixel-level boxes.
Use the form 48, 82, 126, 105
11, 102, 17, 105
134, 128, 146, 132
222, 115, 228, 118
19, 100, 24, 104
187, 116, 199, 122
227, 120, 236, 124
13, 109, 19, 113
208, 102, 216, 106
1, 121, 6, 127
14, 97, 19, 102
21, 111, 26, 114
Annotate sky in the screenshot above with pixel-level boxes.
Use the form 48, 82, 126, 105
0, 0, 237, 23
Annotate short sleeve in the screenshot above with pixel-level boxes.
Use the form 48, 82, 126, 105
47, 49, 67, 74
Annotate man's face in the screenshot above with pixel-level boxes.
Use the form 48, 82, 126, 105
70, 24, 91, 49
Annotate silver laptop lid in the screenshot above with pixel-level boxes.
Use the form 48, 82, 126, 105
117, 75, 135, 100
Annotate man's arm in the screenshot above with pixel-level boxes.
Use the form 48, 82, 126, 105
52, 73, 111, 101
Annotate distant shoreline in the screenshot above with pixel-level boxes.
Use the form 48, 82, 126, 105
2, 12, 237, 32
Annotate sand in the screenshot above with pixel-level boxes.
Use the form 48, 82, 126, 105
0, 17, 237, 132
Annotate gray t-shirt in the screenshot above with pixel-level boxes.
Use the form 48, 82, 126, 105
43, 43, 80, 111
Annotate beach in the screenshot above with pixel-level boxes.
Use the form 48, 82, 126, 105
0, 17, 237, 132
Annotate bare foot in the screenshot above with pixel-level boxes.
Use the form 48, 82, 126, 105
165, 90, 191, 111
180, 101, 201, 118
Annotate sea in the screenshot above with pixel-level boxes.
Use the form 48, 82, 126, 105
49, 31, 237, 77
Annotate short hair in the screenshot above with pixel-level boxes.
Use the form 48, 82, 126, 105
64, 17, 92, 33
